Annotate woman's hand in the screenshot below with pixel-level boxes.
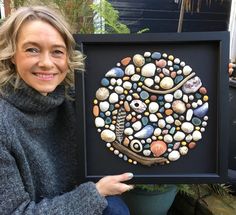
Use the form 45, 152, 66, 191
229, 62, 236, 76
96, 172, 134, 197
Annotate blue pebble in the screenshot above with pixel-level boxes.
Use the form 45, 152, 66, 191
141, 117, 148, 126
169, 127, 176, 134
109, 105, 114, 111
193, 103, 209, 118
174, 76, 183, 84
144, 144, 150, 149
105, 117, 112, 124
192, 117, 201, 126
159, 107, 164, 113
134, 125, 154, 139
195, 93, 202, 99
151, 52, 161, 60
101, 78, 110, 86
120, 95, 125, 100
105, 67, 124, 78
173, 65, 180, 70
140, 91, 149, 100
163, 153, 169, 157
140, 77, 145, 81
125, 122, 130, 127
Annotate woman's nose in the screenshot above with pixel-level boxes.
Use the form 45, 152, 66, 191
38, 53, 54, 69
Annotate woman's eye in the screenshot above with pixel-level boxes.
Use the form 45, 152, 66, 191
52, 50, 65, 56
25, 48, 39, 53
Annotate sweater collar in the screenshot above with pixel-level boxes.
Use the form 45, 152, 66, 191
2, 83, 65, 112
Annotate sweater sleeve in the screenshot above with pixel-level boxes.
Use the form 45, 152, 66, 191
0, 144, 108, 215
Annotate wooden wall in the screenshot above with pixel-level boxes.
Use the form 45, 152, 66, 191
109, 0, 232, 33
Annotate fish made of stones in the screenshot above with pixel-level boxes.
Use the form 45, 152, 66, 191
93, 52, 209, 166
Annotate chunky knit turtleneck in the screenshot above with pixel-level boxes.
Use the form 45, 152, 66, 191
0, 84, 107, 215
3, 84, 65, 112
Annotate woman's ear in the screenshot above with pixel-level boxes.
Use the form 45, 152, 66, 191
11, 56, 15, 64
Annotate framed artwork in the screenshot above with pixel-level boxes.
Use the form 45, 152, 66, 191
74, 32, 229, 184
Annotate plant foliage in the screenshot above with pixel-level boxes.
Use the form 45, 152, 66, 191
91, 0, 130, 34
11, 0, 130, 34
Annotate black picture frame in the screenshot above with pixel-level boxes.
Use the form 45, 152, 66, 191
74, 32, 229, 184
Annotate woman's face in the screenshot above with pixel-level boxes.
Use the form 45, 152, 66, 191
12, 20, 68, 95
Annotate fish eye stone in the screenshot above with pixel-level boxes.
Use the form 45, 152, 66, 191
92, 51, 209, 166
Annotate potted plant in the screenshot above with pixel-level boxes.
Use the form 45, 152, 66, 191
122, 184, 178, 215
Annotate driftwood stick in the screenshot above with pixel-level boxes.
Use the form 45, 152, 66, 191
112, 141, 167, 166
142, 72, 196, 94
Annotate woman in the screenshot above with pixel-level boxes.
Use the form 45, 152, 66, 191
0, 6, 133, 215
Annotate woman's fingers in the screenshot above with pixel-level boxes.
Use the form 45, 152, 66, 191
229, 62, 236, 76
96, 172, 134, 197
112, 172, 134, 182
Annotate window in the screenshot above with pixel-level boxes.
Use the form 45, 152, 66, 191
0, 1, 5, 19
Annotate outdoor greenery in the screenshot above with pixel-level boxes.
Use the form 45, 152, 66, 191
134, 182, 234, 211
91, 0, 130, 34
11, 0, 131, 34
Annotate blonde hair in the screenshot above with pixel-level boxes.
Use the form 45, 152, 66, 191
0, 6, 84, 94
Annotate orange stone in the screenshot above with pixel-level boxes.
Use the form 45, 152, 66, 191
170, 71, 177, 78
93, 105, 99, 117
121, 57, 131, 66
199, 87, 207, 94
115, 104, 120, 108
123, 76, 130, 81
165, 109, 173, 115
123, 137, 130, 146
124, 101, 130, 112
131, 117, 137, 122
188, 142, 196, 149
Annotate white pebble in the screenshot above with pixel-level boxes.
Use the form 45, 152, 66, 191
168, 150, 180, 161
124, 128, 134, 135
158, 119, 166, 128
192, 102, 198, 108
192, 130, 202, 141
164, 134, 173, 143
197, 99, 203, 106
116, 79, 122, 86
154, 128, 162, 136
164, 94, 174, 102
95, 117, 105, 127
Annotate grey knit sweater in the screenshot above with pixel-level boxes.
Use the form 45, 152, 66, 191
0, 84, 107, 215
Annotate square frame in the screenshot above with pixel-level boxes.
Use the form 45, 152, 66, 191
74, 32, 229, 184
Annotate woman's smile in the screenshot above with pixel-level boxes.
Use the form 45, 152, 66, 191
12, 20, 68, 95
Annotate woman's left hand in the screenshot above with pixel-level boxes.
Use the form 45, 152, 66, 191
96, 172, 134, 197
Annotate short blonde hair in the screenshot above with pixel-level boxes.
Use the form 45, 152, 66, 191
0, 6, 84, 94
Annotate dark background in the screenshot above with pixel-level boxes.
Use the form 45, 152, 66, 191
109, 0, 232, 33
74, 32, 229, 183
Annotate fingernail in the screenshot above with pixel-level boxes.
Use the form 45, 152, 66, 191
127, 173, 134, 179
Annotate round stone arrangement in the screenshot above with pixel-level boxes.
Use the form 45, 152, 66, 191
92, 51, 209, 166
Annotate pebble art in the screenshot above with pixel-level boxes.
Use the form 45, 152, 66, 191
92, 51, 209, 166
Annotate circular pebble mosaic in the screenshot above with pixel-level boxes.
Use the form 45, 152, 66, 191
92, 51, 209, 166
